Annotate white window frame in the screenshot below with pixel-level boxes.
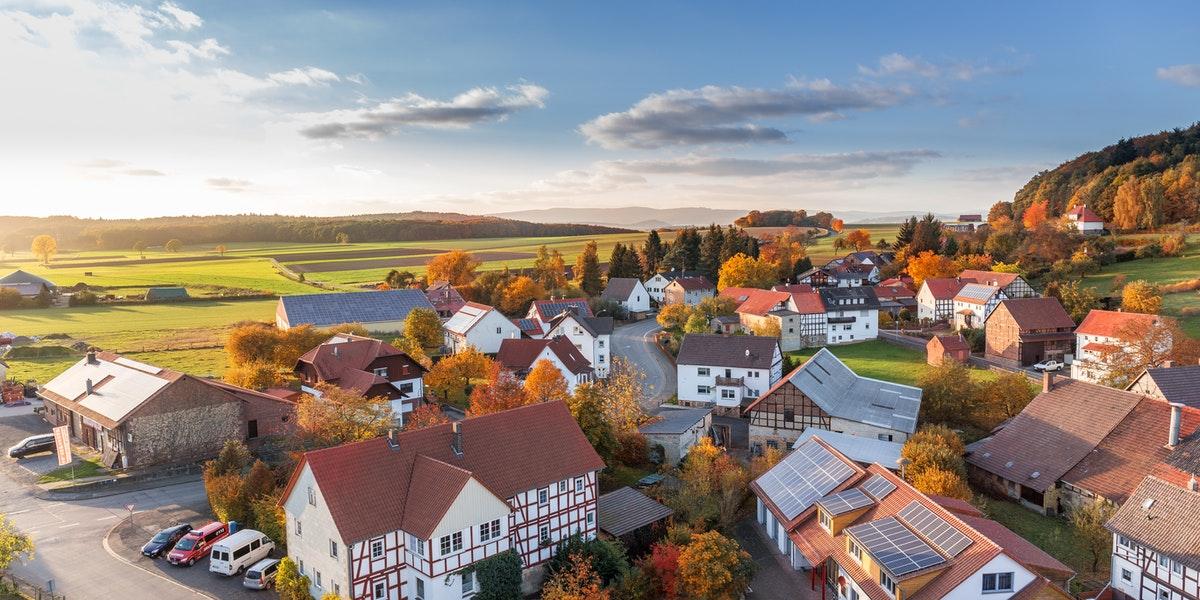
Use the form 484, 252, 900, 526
408, 534, 426, 558
330, 539, 339, 558
538, 487, 549, 506
575, 477, 584, 492
371, 538, 384, 559
373, 581, 387, 599
539, 525, 550, 544
295, 518, 303, 537
307, 486, 316, 506
697, 367, 710, 376
462, 571, 475, 597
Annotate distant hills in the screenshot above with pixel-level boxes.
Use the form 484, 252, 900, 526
492, 206, 959, 229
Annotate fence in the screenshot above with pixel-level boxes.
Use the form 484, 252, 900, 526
0, 572, 66, 600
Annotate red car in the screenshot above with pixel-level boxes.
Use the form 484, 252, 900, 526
167, 522, 228, 566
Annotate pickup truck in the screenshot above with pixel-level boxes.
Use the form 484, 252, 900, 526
1032, 359, 1064, 372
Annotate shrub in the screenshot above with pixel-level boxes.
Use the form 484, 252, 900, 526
1135, 242, 1163, 259
68, 291, 98, 306
614, 430, 649, 467
0, 287, 24, 309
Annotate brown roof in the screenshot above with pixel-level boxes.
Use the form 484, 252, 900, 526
920, 277, 967, 300
873, 284, 915, 300
295, 334, 424, 384
958, 514, 1074, 576
676, 334, 779, 369
991, 297, 1075, 330
600, 277, 642, 301
1106, 476, 1200, 571
597, 487, 674, 536
281, 401, 605, 544
1009, 577, 1073, 600
789, 291, 825, 315
669, 276, 715, 291
930, 335, 970, 353
966, 379, 1141, 492
425, 280, 466, 313
1061, 400, 1200, 503
772, 283, 814, 294
495, 336, 593, 375
1076, 309, 1162, 337
719, 287, 792, 316
928, 495, 983, 517
958, 269, 1022, 288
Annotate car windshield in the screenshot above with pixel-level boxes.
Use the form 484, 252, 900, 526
151, 532, 173, 543
246, 571, 260, 579
174, 538, 196, 550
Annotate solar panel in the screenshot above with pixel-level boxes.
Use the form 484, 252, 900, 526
861, 474, 897, 500
817, 488, 874, 516
756, 440, 856, 520
846, 517, 945, 577
897, 501, 973, 557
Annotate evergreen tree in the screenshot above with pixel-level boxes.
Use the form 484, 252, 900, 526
698, 225, 725, 281
910, 213, 943, 254
894, 217, 917, 250
575, 240, 603, 296
942, 236, 959, 256
608, 243, 630, 279
641, 230, 665, 277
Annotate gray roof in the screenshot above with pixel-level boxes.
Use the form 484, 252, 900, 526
785, 348, 921, 434
597, 487, 674, 537
279, 290, 434, 328
1133, 366, 1200, 409
639, 407, 712, 434
954, 283, 1002, 304
531, 298, 591, 321
0, 269, 56, 289
145, 287, 189, 300
601, 277, 642, 301
0, 282, 48, 296
819, 286, 881, 310
676, 334, 779, 369
648, 269, 702, 282
792, 428, 904, 468
546, 311, 613, 337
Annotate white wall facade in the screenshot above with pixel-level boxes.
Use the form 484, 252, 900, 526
1111, 532, 1200, 600
644, 274, 672, 303
446, 310, 521, 355
941, 552, 1036, 600
677, 348, 783, 408
824, 308, 878, 344
284, 465, 353, 600
613, 280, 651, 313
543, 314, 610, 378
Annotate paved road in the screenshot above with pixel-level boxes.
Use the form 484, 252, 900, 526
612, 318, 675, 412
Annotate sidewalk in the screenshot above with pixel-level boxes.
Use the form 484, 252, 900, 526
735, 519, 823, 600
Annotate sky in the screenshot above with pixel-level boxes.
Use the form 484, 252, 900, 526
2, 1, 1199, 219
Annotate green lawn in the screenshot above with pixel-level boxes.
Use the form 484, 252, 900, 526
787, 339, 996, 388
37, 457, 106, 484
980, 497, 1103, 585
1080, 252, 1200, 336
5, 347, 230, 384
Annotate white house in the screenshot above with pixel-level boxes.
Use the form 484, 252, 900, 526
819, 287, 880, 344
638, 407, 713, 465
600, 278, 650, 314
952, 283, 1007, 330
662, 276, 716, 307
1106, 475, 1200, 600
676, 334, 782, 415
643, 270, 702, 303
916, 278, 967, 322
1071, 309, 1166, 384
443, 302, 521, 355
540, 311, 613, 378
294, 334, 427, 425
1065, 204, 1105, 235
280, 402, 605, 600
527, 298, 592, 327
496, 336, 595, 394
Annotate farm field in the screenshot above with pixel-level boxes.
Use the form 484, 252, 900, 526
788, 339, 998, 388
1080, 251, 1200, 337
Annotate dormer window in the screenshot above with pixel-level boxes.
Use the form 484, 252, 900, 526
373, 367, 388, 378
880, 571, 896, 596
848, 539, 862, 563
818, 509, 832, 532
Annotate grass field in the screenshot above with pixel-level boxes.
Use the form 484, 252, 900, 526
980, 497, 1102, 587
1080, 251, 1200, 337
787, 339, 996, 388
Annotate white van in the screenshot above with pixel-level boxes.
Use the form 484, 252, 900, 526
209, 529, 274, 576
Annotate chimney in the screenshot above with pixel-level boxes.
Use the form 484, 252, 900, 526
332, 346, 340, 357
85, 378, 94, 394
1168, 402, 1184, 448
86, 350, 97, 364
1042, 370, 1054, 393
386, 428, 399, 448
1161, 360, 1173, 369
450, 421, 463, 456
1189, 476, 1198, 493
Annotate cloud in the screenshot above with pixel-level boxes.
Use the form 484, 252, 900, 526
157, 2, 202, 30
603, 150, 940, 178
579, 79, 913, 149
206, 177, 252, 192
163, 38, 228, 62
858, 53, 1022, 81
77, 158, 165, 177
297, 84, 549, 139
1157, 64, 1200, 87
267, 67, 340, 87
123, 168, 166, 176
858, 53, 940, 78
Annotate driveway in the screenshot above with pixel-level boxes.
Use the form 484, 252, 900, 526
735, 518, 822, 600
612, 318, 675, 412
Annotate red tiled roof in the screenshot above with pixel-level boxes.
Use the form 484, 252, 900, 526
1076, 309, 1162, 337
873, 284, 915, 300
958, 270, 1021, 288
928, 494, 982, 517
879, 276, 914, 291
920, 277, 967, 300
670, 276, 715, 291
425, 280, 466, 313
930, 335, 970, 353
772, 283, 814, 294
295, 335, 414, 383
1009, 577, 1073, 600
992, 298, 1075, 330
719, 287, 792, 316
1066, 204, 1103, 223
789, 291, 825, 314
496, 336, 593, 375
282, 401, 605, 544
1061, 400, 1200, 504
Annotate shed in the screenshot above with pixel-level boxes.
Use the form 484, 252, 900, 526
927, 334, 970, 366
145, 287, 190, 302
597, 486, 673, 542
638, 407, 713, 464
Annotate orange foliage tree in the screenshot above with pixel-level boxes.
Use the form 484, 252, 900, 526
524, 359, 570, 403
404, 403, 451, 431
646, 542, 681, 600
905, 251, 960, 288
1021, 200, 1050, 229
541, 554, 610, 600
500, 275, 546, 316
468, 365, 530, 416
296, 383, 394, 448
426, 249, 480, 285
844, 229, 872, 251
911, 467, 972, 501
830, 219, 844, 233
424, 347, 496, 401
676, 531, 755, 600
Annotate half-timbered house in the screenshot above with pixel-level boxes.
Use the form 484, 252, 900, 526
1107, 475, 1200, 600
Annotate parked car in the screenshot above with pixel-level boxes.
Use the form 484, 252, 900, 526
141, 524, 192, 558
209, 529, 274, 576
1032, 359, 1064, 372
167, 522, 228, 566
242, 557, 280, 590
7, 434, 55, 459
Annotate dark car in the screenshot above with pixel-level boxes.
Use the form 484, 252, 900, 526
7, 434, 55, 459
142, 524, 192, 558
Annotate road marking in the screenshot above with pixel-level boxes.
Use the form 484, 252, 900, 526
7, 508, 33, 515
57, 522, 79, 529
96, 515, 120, 521
103, 520, 217, 599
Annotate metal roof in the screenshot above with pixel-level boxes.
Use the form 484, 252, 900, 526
444, 302, 494, 335
792, 428, 904, 468
279, 290, 434, 328
42, 355, 172, 424
786, 348, 922, 434
597, 487, 674, 537
639, 407, 712, 434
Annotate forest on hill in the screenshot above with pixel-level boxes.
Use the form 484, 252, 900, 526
1013, 122, 1200, 228
0, 213, 629, 250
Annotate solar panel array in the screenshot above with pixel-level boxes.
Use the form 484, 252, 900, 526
817, 488, 874, 516
861, 474, 897, 500
756, 441, 856, 520
897, 501, 974, 557
846, 517, 945, 577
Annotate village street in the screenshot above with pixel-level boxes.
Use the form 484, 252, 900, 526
611, 318, 675, 412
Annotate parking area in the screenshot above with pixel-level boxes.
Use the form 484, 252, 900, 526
0, 405, 108, 479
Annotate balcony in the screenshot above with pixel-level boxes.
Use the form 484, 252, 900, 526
715, 376, 744, 387
827, 316, 857, 324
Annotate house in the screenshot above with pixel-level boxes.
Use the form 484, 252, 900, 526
1107, 475, 1200, 600
294, 334, 427, 424
846, 251, 894, 268
744, 348, 921, 451
966, 374, 1200, 515
511, 318, 544, 338
795, 266, 833, 287
878, 276, 914, 291
0, 269, 57, 298
952, 283, 1007, 330
638, 406, 713, 464
443, 302, 521, 355
425, 281, 466, 319
526, 298, 592, 328
145, 286, 189, 302
643, 270, 703, 303
1127, 363, 1200, 409
279, 402, 605, 600
39, 351, 294, 469
829, 265, 878, 287
1072, 310, 1166, 384
719, 287, 805, 351
916, 277, 966, 322
539, 310, 613, 378
773, 283, 815, 294
927, 334, 971, 366
751, 436, 1073, 600
710, 314, 741, 335
1065, 204, 1105, 235
675, 334, 782, 415
873, 284, 917, 317
276, 290, 436, 333
496, 336, 594, 393
957, 270, 1038, 299
792, 428, 903, 470
662, 276, 715, 307
600, 278, 650, 314
984, 298, 1076, 369
819, 287, 879, 344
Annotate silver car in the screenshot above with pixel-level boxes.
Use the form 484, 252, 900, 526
242, 558, 279, 590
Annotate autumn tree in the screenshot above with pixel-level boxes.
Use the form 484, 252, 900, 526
404, 403, 451, 431
390, 335, 432, 369
1112, 178, 1142, 231
576, 241, 603, 296
215, 244, 228, 256
0, 514, 34, 570
30, 234, 56, 264
749, 319, 781, 338
500, 276, 545, 316
1071, 501, 1117, 572
830, 218, 844, 233
133, 240, 147, 258
676, 531, 755, 600
645, 542, 681, 600
657, 304, 692, 334
203, 440, 253, 524
164, 238, 183, 252
275, 557, 313, 600
296, 383, 394, 448
568, 383, 619, 463
597, 356, 645, 433
684, 312, 711, 334
1121, 280, 1162, 314
468, 365, 530, 416
1021, 200, 1050, 229
223, 361, 281, 391
226, 322, 284, 366
524, 359, 570, 404
716, 253, 777, 290
1044, 280, 1100, 323
427, 249, 481, 285
404, 307, 444, 350
911, 467, 972, 501
987, 201, 1014, 226
425, 347, 496, 402
385, 269, 417, 289
845, 229, 872, 251
974, 371, 1037, 428
1097, 318, 1198, 388
901, 425, 967, 482
906, 251, 959, 289
749, 445, 785, 479
542, 554, 609, 600
534, 245, 568, 290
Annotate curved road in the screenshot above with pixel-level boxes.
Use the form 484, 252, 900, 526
612, 318, 675, 413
